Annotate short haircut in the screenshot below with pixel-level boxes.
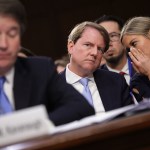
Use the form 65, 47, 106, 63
68, 21, 110, 52
121, 16, 150, 42
0, 0, 26, 35
95, 15, 125, 31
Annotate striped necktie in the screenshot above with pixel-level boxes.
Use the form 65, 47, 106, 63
0, 77, 13, 114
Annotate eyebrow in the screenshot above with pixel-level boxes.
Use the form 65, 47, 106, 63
109, 32, 120, 34
129, 38, 136, 45
9, 26, 20, 31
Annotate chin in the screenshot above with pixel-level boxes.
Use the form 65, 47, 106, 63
84, 67, 96, 73
0, 61, 14, 71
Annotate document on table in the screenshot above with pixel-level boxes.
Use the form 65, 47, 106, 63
51, 104, 136, 134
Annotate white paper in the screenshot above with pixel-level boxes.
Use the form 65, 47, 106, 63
51, 104, 136, 134
0, 105, 54, 147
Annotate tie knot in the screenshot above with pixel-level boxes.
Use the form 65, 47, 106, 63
79, 78, 89, 87
119, 71, 126, 75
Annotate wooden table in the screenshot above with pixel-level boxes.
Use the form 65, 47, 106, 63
1, 111, 150, 150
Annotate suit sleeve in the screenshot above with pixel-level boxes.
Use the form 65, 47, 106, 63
131, 73, 150, 102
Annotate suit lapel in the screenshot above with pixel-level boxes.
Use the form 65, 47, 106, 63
93, 70, 113, 111
59, 69, 67, 81
62, 68, 113, 110
13, 58, 32, 110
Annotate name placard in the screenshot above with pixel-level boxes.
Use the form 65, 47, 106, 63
0, 105, 55, 147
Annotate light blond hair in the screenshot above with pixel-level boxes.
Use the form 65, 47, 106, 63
121, 17, 150, 42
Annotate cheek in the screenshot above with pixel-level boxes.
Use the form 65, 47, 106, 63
143, 40, 150, 54
10, 38, 20, 50
96, 53, 102, 63
142, 46, 150, 56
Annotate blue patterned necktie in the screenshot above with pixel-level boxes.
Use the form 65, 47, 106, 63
0, 77, 13, 114
79, 78, 93, 106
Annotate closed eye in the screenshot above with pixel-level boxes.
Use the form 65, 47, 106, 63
130, 40, 137, 48
7, 27, 20, 38
131, 42, 137, 47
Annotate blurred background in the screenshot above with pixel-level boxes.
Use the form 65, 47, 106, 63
21, 0, 150, 60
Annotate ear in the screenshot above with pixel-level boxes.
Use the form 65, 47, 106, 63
67, 41, 74, 55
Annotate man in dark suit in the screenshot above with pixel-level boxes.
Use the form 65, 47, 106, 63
95, 15, 136, 85
59, 21, 133, 114
0, 0, 95, 126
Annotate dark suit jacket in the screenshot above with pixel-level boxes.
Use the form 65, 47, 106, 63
13, 57, 95, 126
60, 69, 133, 111
131, 73, 150, 101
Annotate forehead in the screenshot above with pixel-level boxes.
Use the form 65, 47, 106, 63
99, 21, 120, 33
80, 27, 105, 43
0, 15, 20, 29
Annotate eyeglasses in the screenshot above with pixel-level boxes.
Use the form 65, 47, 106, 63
109, 32, 120, 42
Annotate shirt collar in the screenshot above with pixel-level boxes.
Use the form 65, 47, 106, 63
66, 64, 94, 84
106, 60, 129, 75
5, 67, 15, 84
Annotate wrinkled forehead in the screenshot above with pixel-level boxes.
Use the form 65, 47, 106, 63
81, 27, 105, 42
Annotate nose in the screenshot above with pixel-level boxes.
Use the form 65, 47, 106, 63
91, 47, 98, 56
0, 35, 8, 50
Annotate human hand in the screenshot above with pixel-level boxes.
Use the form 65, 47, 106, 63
129, 47, 150, 79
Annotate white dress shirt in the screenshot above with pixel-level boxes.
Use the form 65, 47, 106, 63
66, 64, 105, 114
106, 61, 130, 85
3, 67, 15, 109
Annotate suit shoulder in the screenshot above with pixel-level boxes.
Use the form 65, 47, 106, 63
16, 56, 56, 73
17, 56, 54, 65
94, 69, 127, 87
95, 68, 122, 78
100, 64, 108, 70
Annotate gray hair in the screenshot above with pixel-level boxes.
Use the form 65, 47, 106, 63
121, 16, 150, 42
68, 21, 110, 52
